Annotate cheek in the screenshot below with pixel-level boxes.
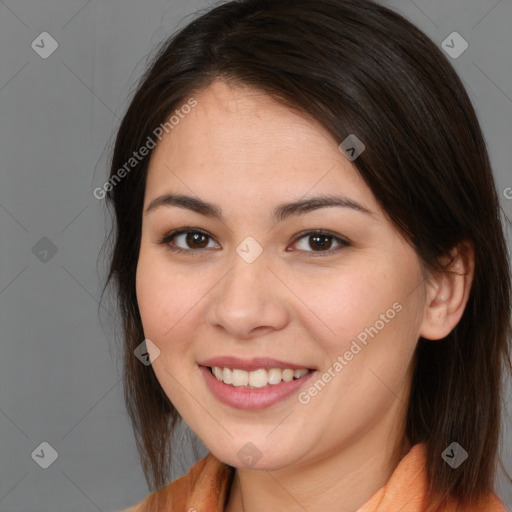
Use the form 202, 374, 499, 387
291, 266, 397, 348
135, 247, 217, 364
313, 271, 422, 400
293, 255, 423, 368
135, 249, 192, 341
135, 252, 200, 404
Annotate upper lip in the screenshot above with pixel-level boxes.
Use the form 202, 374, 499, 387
198, 356, 316, 372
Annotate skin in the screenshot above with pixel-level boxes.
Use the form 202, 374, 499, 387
135, 79, 474, 512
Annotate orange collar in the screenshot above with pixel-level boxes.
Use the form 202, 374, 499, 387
131, 443, 506, 511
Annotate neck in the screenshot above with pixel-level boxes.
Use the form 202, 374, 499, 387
224, 425, 412, 512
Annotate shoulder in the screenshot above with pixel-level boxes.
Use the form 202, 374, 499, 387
121, 452, 234, 512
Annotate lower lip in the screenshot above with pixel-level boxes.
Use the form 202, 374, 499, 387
199, 365, 317, 410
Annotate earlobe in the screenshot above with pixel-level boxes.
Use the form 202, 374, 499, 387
419, 241, 474, 341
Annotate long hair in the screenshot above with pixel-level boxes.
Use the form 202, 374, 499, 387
100, 0, 512, 509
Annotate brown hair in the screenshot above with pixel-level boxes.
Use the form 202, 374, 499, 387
100, 0, 512, 509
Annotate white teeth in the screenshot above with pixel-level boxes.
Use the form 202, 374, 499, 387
268, 368, 282, 385
232, 369, 249, 386
248, 369, 268, 388
282, 369, 294, 382
210, 366, 311, 388
222, 367, 233, 385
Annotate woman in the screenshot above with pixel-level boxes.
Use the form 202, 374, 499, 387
102, 0, 511, 510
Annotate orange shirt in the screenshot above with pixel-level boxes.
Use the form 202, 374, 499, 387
124, 443, 507, 511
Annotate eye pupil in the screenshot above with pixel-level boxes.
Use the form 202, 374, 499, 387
186, 232, 208, 248
310, 234, 331, 251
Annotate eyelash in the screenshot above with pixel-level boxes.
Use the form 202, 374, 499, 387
157, 227, 350, 257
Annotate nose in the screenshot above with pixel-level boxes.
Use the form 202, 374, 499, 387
206, 249, 290, 340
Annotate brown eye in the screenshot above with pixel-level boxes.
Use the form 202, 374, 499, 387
159, 228, 220, 252
185, 231, 209, 249
291, 230, 349, 254
308, 234, 333, 251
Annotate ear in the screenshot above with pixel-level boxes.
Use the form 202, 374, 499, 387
419, 241, 474, 341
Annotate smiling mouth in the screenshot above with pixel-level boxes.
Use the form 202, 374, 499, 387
207, 366, 313, 389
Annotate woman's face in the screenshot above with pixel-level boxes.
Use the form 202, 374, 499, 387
136, 79, 428, 470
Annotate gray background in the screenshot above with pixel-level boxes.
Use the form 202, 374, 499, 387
0, 0, 511, 511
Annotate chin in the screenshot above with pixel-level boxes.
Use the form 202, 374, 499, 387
205, 436, 306, 471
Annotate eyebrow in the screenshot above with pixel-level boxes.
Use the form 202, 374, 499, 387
144, 193, 373, 221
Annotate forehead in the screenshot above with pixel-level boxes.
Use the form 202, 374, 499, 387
145, 79, 378, 213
